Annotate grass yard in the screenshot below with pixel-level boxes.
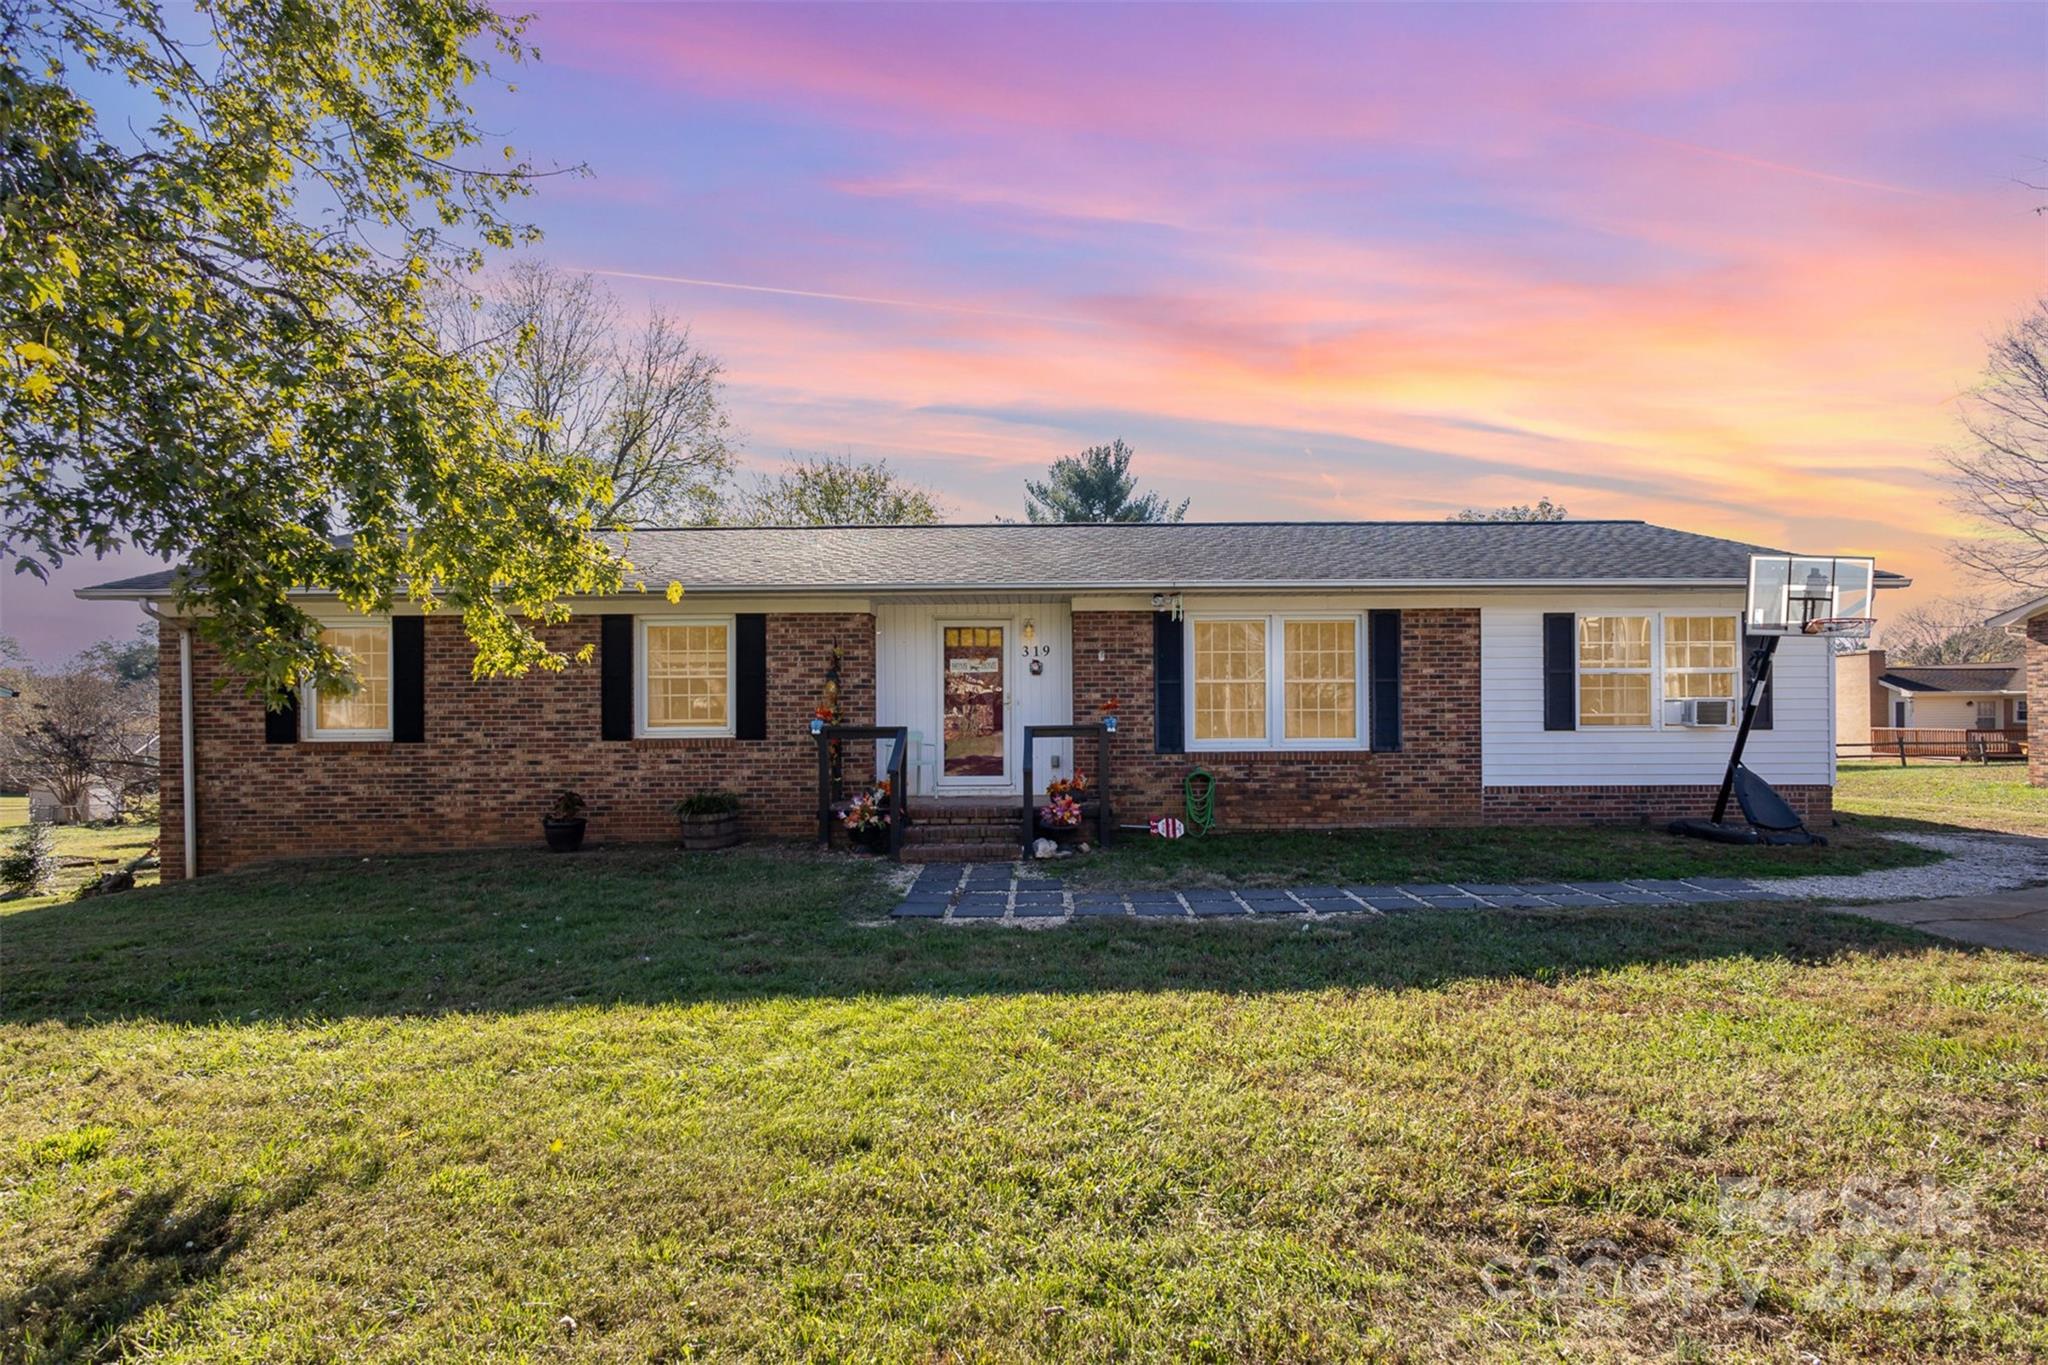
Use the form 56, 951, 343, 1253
1837, 760, 2048, 838
4, 845, 2045, 1362
1058, 818, 1936, 890
0, 817, 160, 912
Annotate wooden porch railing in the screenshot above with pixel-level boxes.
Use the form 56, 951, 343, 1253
1020, 723, 1113, 854
813, 725, 910, 860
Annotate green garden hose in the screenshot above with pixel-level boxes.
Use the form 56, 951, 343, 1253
1183, 767, 1216, 837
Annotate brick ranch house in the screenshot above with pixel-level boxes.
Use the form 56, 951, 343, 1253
81, 520, 1905, 878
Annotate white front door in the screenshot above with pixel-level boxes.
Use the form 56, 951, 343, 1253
936, 621, 1012, 790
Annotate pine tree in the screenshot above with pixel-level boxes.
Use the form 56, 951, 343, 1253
1024, 440, 1188, 523
1, 821, 59, 897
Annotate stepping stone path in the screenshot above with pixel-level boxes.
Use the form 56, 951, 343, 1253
889, 863, 1778, 924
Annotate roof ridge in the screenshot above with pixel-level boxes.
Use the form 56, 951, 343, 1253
619, 518, 1656, 532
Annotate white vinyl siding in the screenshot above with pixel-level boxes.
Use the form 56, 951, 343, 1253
872, 598, 1073, 797
1482, 593, 1834, 787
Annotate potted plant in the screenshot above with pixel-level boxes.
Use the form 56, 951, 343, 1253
840, 784, 893, 854
1036, 792, 1085, 843
1038, 771, 1093, 842
543, 790, 588, 853
673, 791, 742, 850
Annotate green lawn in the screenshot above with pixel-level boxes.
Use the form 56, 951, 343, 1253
1058, 819, 1935, 889
1838, 760, 2048, 837
0, 818, 160, 912
4, 845, 2044, 1361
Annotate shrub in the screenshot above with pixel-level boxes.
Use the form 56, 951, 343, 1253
1, 820, 59, 897
673, 791, 741, 818
546, 791, 587, 822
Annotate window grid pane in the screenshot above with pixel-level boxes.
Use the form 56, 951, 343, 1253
646, 624, 730, 728
316, 625, 390, 732
1662, 615, 1737, 704
1193, 619, 1267, 742
1578, 615, 1650, 669
1283, 620, 1357, 740
1580, 672, 1652, 727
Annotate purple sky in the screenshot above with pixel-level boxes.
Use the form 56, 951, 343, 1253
6, 2, 2044, 665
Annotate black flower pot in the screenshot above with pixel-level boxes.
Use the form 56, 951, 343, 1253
542, 817, 587, 853
849, 824, 890, 855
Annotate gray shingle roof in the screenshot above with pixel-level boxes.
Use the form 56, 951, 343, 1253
77, 520, 1909, 597
1879, 665, 2023, 694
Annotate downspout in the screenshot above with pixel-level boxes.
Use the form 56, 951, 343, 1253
140, 602, 197, 881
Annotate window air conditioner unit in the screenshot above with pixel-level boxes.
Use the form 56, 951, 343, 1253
1673, 698, 1734, 727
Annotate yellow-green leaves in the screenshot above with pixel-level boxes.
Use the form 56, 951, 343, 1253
3, 0, 626, 697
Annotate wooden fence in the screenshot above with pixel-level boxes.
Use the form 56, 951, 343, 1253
1840, 727, 2027, 764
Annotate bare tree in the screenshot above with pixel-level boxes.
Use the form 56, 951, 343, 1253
1879, 595, 2023, 665
728, 456, 945, 526
0, 661, 157, 824
1948, 301, 2048, 587
449, 261, 735, 526
1450, 496, 1568, 522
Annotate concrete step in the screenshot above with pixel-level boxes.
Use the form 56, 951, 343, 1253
904, 841, 1019, 863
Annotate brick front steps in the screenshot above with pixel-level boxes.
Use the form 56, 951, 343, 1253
902, 798, 1026, 863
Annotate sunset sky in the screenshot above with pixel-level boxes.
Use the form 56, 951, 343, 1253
6, 1, 2044, 662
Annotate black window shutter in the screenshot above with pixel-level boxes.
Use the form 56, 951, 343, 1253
1542, 612, 1577, 731
264, 694, 299, 744
1368, 610, 1402, 751
600, 614, 634, 741
1153, 613, 1186, 754
1743, 627, 1775, 730
734, 613, 767, 740
392, 616, 426, 743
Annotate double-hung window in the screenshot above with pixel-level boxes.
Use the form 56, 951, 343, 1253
1577, 615, 1653, 727
1575, 612, 1739, 729
1189, 614, 1362, 749
301, 619, 393, 741
1661, 615, 1739, 719
639, 618, 734, 736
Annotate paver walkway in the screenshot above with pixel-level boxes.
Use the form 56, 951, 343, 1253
889, 862, 1780, 923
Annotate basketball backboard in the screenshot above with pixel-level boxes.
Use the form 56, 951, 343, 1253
1745, 554, 1875, 637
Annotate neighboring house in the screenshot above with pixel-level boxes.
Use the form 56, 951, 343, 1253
1836, 649, 2026, 753
80, 520, 1907, 878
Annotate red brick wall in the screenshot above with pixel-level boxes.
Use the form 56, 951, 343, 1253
1481, 783, 1833, 825
157, 612, 874, 878
2029, 617, 2048, 788
1070, 608, 1485, 828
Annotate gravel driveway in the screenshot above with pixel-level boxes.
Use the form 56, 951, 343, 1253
1769, 831, 2048, 903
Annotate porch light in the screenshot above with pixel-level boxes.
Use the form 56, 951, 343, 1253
1022, 619, 1037, 643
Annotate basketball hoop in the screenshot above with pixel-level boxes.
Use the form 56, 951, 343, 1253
1801, 616, 1876, 639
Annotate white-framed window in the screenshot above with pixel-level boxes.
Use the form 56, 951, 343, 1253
638, 616, 734, 737
1661, 614, 1740, 719
1577, 615, 1653, 727
1575, 611, 1741, 730
1188, 612, 1364, 750
301, 618, 394, 742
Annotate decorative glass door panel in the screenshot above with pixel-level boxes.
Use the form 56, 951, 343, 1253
941, 625, 1006, 781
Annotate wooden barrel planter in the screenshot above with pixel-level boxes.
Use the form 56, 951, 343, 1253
673, 794, 742, 851
678, 813, 740, 850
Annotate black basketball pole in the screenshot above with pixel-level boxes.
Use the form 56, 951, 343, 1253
1711, 634, 1779, 824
